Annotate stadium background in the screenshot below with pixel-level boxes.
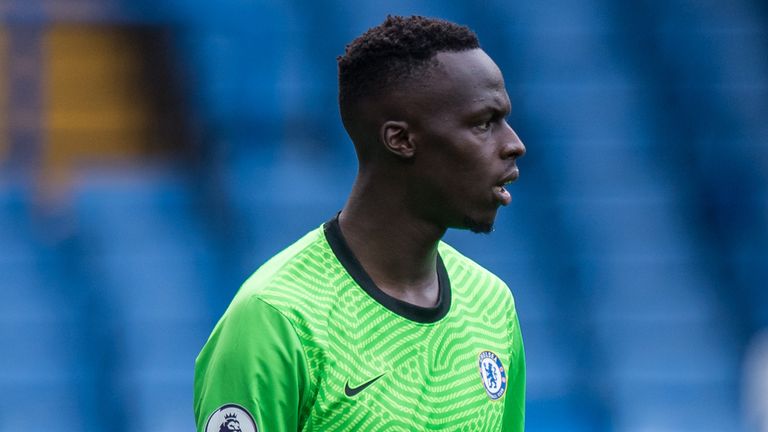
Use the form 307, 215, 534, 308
1, 0, 767, 431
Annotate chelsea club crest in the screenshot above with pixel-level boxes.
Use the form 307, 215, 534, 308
478, 350, 507, 400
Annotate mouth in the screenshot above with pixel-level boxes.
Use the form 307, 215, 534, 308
493, 168, 520, 206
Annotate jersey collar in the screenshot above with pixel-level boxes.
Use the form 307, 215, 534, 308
323, 214, 451, 324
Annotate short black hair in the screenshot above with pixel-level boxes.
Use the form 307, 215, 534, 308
338, 15, 480, 120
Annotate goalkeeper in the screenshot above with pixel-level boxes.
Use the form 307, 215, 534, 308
195, 15, 527, 431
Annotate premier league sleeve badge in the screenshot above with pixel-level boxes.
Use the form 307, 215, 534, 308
205, 404, 258, 432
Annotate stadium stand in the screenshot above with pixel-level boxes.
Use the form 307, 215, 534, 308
0, 0, 765, 430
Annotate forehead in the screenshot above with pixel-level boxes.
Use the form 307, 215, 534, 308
434, 49, 504, 88
413, 49, 509, 117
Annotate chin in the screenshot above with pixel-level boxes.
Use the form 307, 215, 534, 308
462, 216, 494, 234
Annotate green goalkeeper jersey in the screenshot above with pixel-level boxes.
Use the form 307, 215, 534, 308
194, 216, 525, 431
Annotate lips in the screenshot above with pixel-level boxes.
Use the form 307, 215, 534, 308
498, 168, 520, 186
493, 168, 519, 206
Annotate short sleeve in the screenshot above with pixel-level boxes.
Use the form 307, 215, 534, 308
194, 295, 311, 431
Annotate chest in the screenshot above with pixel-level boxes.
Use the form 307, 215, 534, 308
304, 312, 512, 431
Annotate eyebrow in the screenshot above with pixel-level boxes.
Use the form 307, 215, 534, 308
471, 99, 511, 119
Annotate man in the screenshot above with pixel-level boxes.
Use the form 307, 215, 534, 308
195, 15, 526, 431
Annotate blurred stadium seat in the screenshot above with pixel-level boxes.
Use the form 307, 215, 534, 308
0, 0, 765, 431
0, 179, 83, 431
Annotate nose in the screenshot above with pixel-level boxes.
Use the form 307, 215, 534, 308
500, 121, 526, 159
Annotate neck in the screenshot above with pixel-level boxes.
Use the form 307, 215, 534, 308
339, 172, 446, 306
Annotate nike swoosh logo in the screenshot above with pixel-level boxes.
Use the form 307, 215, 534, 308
344, 373, 386, 397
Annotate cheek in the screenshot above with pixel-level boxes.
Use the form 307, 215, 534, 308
430, 139, 485, 175
414, 132, 491, 199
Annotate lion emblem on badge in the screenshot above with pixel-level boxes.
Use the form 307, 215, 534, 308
220, 412, 242, 432
478, 350, 507, 400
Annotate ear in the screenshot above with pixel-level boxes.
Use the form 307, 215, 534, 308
380, 120, 416, 159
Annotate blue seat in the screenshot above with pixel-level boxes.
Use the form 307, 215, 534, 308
71, 166, 219, 430
0, 264, 83, 430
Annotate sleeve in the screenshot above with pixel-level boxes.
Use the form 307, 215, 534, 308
502, 308, 526, 432
194, 295, 312, 432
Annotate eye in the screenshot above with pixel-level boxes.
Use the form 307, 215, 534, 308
476, 120, 492, 132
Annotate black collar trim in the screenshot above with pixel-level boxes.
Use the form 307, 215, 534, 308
323, 214, 451, 324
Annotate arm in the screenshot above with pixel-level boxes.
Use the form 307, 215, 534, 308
502, 310, 526, 432
194, 295, 312, 432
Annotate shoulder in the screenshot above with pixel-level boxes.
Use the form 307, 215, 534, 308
226, 224, 338, 326
438, 241, 516, 307
237, 225, 327, 297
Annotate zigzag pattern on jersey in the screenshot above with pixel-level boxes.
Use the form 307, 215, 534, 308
253, 228, 516, 431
